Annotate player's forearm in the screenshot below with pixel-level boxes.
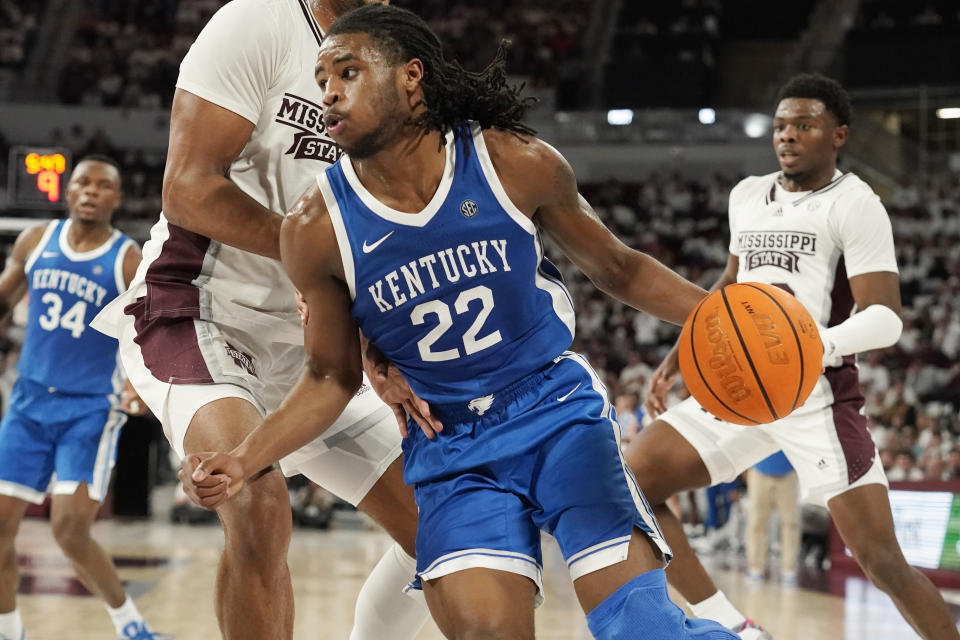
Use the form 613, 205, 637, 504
820, 304, 902, 359
163, 172, 283, 260
230, 368, 361, 477
612, 253, 707, 326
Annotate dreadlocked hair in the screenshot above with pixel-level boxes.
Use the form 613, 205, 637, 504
326, 4, 537, 142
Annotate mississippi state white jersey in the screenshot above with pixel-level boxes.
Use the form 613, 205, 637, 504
117, 0, 335, 343
729, 170, 898, 329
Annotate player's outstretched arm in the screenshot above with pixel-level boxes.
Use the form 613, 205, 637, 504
161, 89, 284, 259
486, 131, 707, 325
0, 224, 47, 321
191, 184, 364, 503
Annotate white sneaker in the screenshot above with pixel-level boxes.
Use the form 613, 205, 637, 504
731, 618, 774, 640
781, 571, 798, 587
746, 570, 764, 583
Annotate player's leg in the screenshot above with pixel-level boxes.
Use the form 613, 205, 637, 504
49, 487, 124, 605
0, 399, 58, 640
624, 400, 777, 636
49, 484, 154, 638
624, 419, 714, 600
51, 404, 164, 638
349, 459, 427, 640
422, 569, 536, 640
119, 313, 294, 639
530, 354, 735, 639
829, 480, 959, 639
403, 429, 548, 640
768, 387, 958, 638
285, 410, 428, 640
184, 397, 294, 640
0, 496, 28, 640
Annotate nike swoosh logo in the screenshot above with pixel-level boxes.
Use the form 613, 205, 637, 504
362, 231, 395, 253
41, 251, 58, 258
557, 383, 581, 402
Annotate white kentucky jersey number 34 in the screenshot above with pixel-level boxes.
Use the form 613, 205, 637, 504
37, 292, 87, 338
411, 285, 502, 362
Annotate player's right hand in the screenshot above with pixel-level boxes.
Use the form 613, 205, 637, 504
363, 339, 444, 439
179, 453, 244, 510
645, 347, 681, 418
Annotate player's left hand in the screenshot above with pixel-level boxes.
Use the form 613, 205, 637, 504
120, 380, 149, 416
294, 288, 309, 327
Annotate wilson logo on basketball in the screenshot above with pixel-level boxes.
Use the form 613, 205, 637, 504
704, 308, 751, 403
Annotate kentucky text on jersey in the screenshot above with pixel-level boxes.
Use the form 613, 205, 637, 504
367, 239, 511, 312
32, 268, 109, 307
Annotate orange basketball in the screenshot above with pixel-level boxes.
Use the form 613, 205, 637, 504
677, 282, 823, 426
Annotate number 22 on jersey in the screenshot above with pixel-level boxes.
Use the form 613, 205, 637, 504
411, 285, 502, 362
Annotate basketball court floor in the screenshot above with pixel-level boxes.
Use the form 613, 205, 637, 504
10, 488, 960, 639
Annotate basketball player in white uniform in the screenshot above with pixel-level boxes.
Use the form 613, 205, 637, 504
92, 1, 429, 639
625, 74, 959, 639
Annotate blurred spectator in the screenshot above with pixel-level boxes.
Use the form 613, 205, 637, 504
887, 451, 924, 482
0, 0, 42, 72
745, 452, 799, 585
615, 390, 642, 445
911, 4, 944, 27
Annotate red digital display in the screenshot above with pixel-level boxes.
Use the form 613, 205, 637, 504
7, 146, 72, 210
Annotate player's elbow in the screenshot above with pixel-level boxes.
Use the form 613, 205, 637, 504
875, 304, 904, 346
306, 361, 364, 398
161, 171, 191, 227
586, 247, 635, 298
161, 164, 208, 229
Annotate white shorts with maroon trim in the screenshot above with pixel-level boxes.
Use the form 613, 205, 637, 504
661, 364, 888, 507
113, 307, 402, 506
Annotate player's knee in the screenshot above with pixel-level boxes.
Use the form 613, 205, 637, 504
850, 542, 907, 591
587, 569, 737, 640
630, 460, 673, 505
51, 512, 93, 557
220, 481, 292, 560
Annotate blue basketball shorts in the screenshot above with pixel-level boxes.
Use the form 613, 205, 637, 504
0, 378, 126, 504
401, 352, 671, 600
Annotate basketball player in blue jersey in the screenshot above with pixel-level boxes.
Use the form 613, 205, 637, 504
0, 157, 167, 640
185, 6, 738, 639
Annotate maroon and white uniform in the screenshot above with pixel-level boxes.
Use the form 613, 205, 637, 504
94, 0, 399, 504
661, 170, 899, 504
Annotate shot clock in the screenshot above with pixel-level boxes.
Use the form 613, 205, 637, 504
8, 146, 72, 210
